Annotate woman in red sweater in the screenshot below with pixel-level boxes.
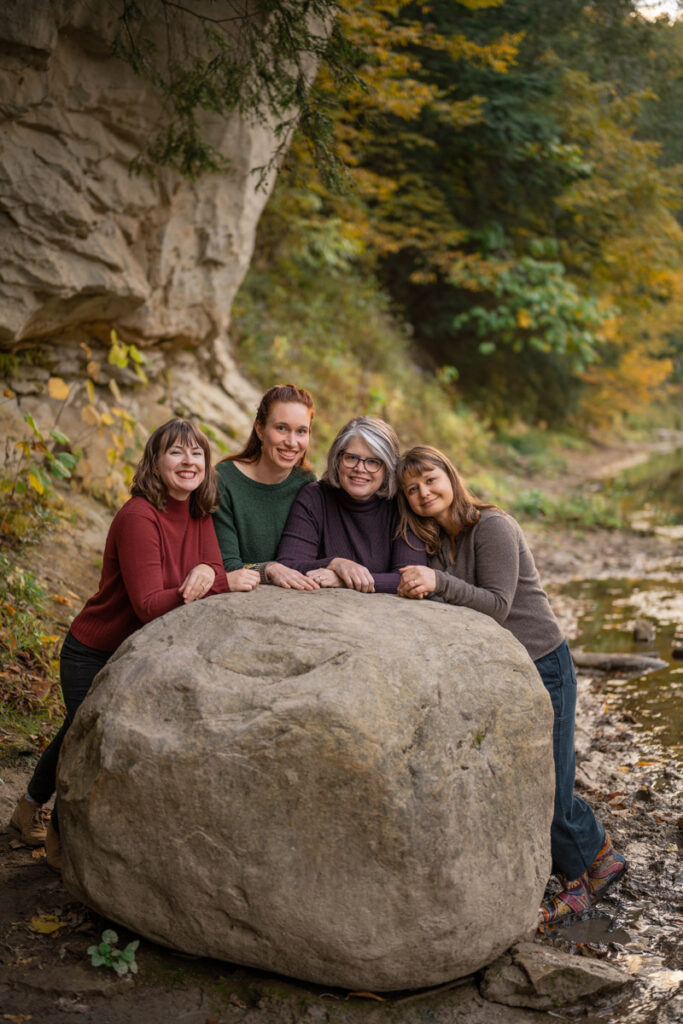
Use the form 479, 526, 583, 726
10, 419, 229, 870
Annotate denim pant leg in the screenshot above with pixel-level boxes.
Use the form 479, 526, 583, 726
534, 640, 605, 881
28, 631, 111, 827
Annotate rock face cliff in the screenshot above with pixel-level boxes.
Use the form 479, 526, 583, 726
0, 0, 276, 348
0, 1, 294, 463
59, 589, 555, 991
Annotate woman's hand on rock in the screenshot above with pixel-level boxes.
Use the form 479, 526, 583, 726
327, 558, 375, 593
305, 568, 342, 588
226, 567, 260, 592
398, 565, 436, 600
267, 562, 319, 590
179, 564, 216, 603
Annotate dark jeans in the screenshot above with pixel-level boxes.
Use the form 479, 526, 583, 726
534, 639, 605, 881
28, 630, 111, 830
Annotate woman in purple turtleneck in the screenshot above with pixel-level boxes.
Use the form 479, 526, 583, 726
276, 417, 426, 593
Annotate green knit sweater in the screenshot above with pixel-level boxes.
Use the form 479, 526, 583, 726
213, 461, 315, 571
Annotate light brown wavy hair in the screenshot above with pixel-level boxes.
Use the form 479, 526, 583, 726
131, 419, 218, 517
220, 384, 315, 471
396, 445, 501, 555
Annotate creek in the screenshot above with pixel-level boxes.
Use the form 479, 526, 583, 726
542, 447, 683, 1023
554, 447, 683, 764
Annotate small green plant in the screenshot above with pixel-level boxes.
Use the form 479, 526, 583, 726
512, 489, 551, 519
0, 352, 19, 377
108, 329, 148, 384
78, 331, 148, 503
88, 929, 139, 975
0, 551, 62, 745
0, 395, 79, 546
12, 412, 80, 496
0, 551, 59, 676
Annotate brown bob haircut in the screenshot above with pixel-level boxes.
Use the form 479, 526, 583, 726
220, 384, 315, 471
131, 419, 219, 517
396, 445, 500, 555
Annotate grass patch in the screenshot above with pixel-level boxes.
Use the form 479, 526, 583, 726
0, 552, 62, 756
508, 488, 626, 529
490, 426, 591, 476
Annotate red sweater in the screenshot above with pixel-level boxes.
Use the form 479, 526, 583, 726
70, 496, 229, 653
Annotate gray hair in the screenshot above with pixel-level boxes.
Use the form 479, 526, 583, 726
324, 416, 400, 499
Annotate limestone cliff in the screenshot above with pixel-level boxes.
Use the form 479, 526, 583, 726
0, 0, 293, 457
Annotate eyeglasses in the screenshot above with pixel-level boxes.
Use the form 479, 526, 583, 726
339, 451, 384, 474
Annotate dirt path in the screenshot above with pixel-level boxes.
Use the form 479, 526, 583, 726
1, 436, 681, 1023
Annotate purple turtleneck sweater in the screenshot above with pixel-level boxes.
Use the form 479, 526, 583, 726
276, 481, 427, 593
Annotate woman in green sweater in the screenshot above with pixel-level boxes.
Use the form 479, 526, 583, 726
213, 384, 319, 590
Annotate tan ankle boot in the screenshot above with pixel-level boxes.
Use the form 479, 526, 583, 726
10, 795, 48, 846
45, 821, 62, 872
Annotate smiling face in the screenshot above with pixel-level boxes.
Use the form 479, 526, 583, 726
402, 464, 454, 526
157, 435, 206, 500
337, 436, 385, 501
255, 400, 312, 476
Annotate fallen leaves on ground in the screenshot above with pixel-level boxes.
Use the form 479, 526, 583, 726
29, 913, 70, 935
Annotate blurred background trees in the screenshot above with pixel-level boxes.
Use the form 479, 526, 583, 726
232, 0, 683, 438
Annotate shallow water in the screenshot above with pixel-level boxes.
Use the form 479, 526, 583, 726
556, 576, 683, 761
606, 447, 683, 534
541, 449, 683, 1022
554, 447, 683, 763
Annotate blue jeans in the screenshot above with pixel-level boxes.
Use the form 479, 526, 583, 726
534, 640, 605, 881
28, 630, 111, 830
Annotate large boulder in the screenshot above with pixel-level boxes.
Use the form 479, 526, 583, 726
58, 589, 555, 991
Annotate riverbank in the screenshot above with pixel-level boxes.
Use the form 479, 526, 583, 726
0, 434, 681, 1023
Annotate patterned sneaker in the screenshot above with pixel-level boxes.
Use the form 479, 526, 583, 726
538, 871, 592, 929
9, 795, 48, 846
588, 835, 626, 901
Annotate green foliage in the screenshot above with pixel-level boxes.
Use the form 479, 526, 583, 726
0, 352, 19, 377
113, 0, 361, 186
0, 487, 58, 549
1, 385, 81, 545
0, 552, 61, 732
450, 256, 607, 369
2, 413, 80, 502
108, 330, 148, 383
0, 554, 56, 670
112, 0, 682, 430
79, 332, 148, 503
88, 930, 140, 976
262, 0, 683, 427
509, 488, 626, 530
232, 188, 490, 468
0, 559, 52, 665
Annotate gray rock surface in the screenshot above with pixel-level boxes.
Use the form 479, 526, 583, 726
58, 588, 555, 991
480, 941, 631, 1009
0, 0, 278, 346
